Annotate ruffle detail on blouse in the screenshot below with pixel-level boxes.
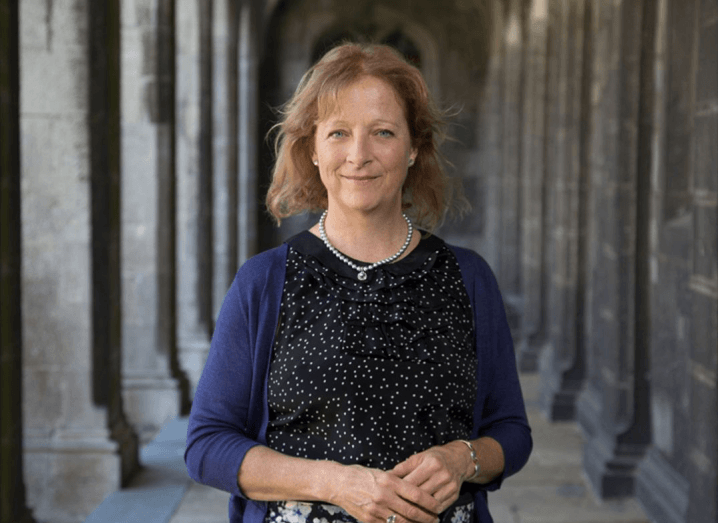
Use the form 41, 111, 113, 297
298, 247, 473, 363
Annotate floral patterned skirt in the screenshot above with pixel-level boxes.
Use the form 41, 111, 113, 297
264, 494, 475, 523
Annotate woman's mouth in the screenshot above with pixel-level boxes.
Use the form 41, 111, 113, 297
342, 175, 379, 182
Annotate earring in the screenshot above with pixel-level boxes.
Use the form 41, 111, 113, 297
408, 158, 415, 167
313, 160, 318, 166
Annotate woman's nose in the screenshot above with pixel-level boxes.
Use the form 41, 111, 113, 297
347, 135, 371, 167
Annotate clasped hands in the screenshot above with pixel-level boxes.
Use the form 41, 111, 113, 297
334, 441, 472, 523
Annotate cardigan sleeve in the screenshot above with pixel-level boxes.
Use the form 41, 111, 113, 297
184, 247, 286, 498
450, 246, 533, 492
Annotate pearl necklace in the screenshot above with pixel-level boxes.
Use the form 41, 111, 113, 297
318, 210, 413, 281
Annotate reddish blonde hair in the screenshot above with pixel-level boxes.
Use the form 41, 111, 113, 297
266, 42, 463, 230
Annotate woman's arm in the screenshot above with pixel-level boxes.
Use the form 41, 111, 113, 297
239, 446, 441, 523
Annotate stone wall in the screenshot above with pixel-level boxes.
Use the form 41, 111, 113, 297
634, 1, 718, 521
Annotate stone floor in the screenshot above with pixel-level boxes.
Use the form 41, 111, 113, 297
85, 373, 652, 523
487, 375, 650, 523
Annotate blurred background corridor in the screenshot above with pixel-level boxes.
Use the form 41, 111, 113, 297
1, 0, 716, 522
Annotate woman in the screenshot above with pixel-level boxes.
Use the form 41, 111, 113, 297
185, 43, 532, 523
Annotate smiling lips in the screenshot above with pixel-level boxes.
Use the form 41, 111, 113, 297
342, 175, 379, 182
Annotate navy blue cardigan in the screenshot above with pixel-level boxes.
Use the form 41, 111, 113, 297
185, 240, 532, 523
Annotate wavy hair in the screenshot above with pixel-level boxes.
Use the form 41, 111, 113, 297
266, 42, 465, 230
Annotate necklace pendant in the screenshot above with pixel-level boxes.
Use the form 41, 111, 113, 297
319, 210, 412, 285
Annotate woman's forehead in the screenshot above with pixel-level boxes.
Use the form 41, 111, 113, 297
315, 75, 408, 123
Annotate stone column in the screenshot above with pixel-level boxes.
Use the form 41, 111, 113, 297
238, 0, 260, 264
684, 1, 718, 519
213, 0, 240, 314
20, 1, 138, 521
633, 0, 696, 519
538, 0, 590, 420
476, 1, 506, 272
498, 0, 525, 332
633, 1, 690, 521
120, 0, 181, 442
576, 0, 651, 499
517, 0, 549, 372
0, 0, 34, 520
176, 0, 214, 395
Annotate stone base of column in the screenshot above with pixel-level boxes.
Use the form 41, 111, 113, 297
576, 383, 600, 437
122, 377, 181, 442
113, 418, 141, 485
503, 294, 523, 337
538, 344, 583, 421
24, 428, 136, 523
178, 337, 211, 398
582, 431, 645, 499
15, 509, 36, 523
517, 335, 542, 373
635, 447, 689, 523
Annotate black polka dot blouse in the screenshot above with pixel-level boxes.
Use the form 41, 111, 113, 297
266, 230, 478, 470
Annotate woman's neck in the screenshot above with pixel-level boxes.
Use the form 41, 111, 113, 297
310, 207, 419, 264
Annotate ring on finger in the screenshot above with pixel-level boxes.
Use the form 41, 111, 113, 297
387, 515, 397, 523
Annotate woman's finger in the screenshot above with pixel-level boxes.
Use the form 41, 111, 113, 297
337, 466, 440, 523
390, 446, 466, 505
432, 484, 461, 513
383, 495, 438, 523
377, 471, 440, 519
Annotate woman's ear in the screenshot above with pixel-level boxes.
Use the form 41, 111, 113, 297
409, 148, 418, 166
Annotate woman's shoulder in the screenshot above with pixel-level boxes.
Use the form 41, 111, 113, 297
231, 243, 289, 297
441, 241, 494, 277
238, 243, 289, 274
439, 239, 503, 300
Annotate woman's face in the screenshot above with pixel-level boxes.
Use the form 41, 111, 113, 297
313, 75, 417, 218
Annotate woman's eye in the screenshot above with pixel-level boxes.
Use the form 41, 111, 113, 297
329, 130, 345, 138
377, 129, 394, 137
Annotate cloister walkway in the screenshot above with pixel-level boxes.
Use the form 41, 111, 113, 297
85, 374, 650, 523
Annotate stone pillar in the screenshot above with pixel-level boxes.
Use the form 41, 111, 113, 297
20, 1, 138, 521
476, 1, 506, 272
238, 0, 260, 264
176, 0, 214, 395
498, 0, 525, 333
213, 0, 240, 313
120, 0, 181, 442
539, 0, 590, 421
684, 0, 718, 519
634, 1, 691, 520
0, 1, 34, 521
576, 0, 651, 499
517, 0, 549, 372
